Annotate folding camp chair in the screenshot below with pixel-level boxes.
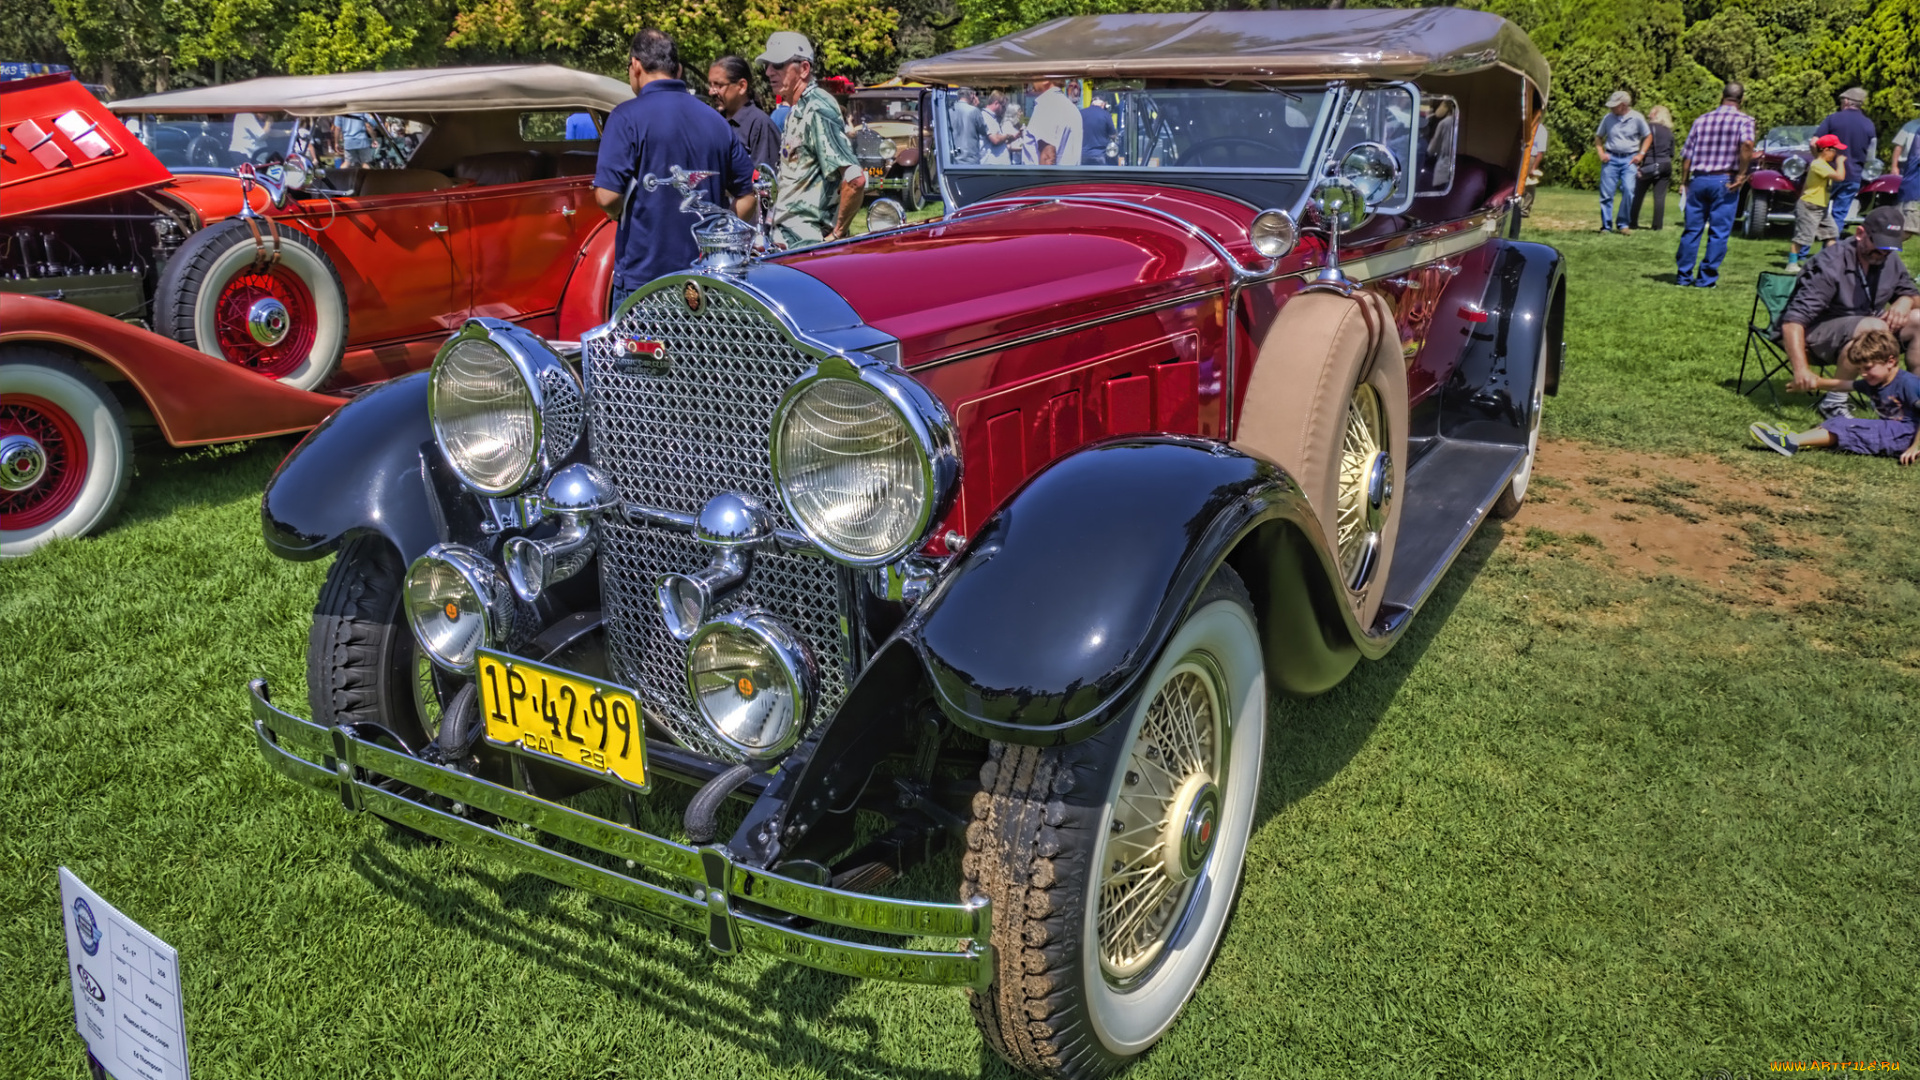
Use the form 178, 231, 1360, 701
1737, 271, 1801, 403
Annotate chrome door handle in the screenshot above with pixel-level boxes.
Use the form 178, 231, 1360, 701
560, 207, 577, 217
429, 221, 450, 233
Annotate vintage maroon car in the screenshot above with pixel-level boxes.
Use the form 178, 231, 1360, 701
245, 10, 1564, 1078
1742, 122, 1903, 238
0, 66, 629, 553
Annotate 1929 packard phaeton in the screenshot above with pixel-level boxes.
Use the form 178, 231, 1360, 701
247, 10, 1564, 1077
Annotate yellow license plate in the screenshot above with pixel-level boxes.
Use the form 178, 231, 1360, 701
476, 649, 648, 791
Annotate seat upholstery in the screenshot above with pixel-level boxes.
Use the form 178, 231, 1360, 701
356, 168, 455, 197
452, 150, 554, 186
1409, 155, 1512, 223
555, 150, 599, 177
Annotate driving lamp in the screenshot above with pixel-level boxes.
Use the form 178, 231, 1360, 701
686, 613, 816, 759
406, 544, 518, 672
865, 198, 907, 233
1249, 208, 1299, 259
429, 319, 584, 497
771, 367, 953, 565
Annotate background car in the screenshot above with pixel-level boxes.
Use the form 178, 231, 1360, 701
246, 10, 1565, 1079
1742, 122, 1902, 238
0, 66, 630, 553
846, 80, 931, 210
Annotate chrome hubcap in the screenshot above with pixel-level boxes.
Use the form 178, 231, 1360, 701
0, 433, 47, 491
1098, 659, 1222, 981
1338, 384, 1390, 591
246, 297, 291, 345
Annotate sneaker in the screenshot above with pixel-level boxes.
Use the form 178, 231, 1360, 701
1784, 262, 1803, 274
1695, 279, 1718, 289
1816, 393, 1852, 422
1618, 225, 1634, 234
1749, 422, 1796, 457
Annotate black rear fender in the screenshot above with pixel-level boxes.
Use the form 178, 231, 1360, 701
1443, 239, 1566, 442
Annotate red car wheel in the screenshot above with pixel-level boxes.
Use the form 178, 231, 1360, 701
210, 264, 321, 379
155, 217, 349, 392
0, 348, 133, 556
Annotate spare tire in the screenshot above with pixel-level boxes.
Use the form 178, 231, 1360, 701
154, 217, 348, 391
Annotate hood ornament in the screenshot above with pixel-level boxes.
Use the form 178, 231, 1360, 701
644, 165, 756, 274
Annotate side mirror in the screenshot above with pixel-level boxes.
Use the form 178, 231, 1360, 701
1338, 142, 1401, 208
1311, 177, 1370, 232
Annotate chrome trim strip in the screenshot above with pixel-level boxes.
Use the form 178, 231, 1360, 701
1337, 213, 1502, 284
248, 681, 994, 990
910, 286, 1228, 372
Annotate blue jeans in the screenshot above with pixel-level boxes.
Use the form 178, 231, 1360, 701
1828, 178, 1861, 234
1676, 175, 1740, 285
1598, 156, 1636, 229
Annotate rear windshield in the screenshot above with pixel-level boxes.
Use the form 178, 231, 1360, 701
937, 84, 1330, 173
849, 96, 918, 127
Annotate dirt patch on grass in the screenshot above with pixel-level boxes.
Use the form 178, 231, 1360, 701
1511, 440, 1835, 605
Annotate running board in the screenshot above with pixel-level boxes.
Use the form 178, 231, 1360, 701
1371, 439, 1527, 636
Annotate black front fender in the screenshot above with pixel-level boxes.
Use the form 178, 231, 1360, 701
261, 372, 457, 563
906, 438, 1351, 747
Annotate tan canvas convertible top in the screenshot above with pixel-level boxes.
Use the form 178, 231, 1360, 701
107, 65, 632, 117
899, 9, 1548, 102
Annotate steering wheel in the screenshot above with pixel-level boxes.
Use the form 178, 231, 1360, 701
250, 146, 285, 166
1176, 136, 1282, 168
186, 135, 228, 169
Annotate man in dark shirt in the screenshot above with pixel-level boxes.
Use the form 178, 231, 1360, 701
1783, 207, 1918, 416
707, 55, 780, 172
594, 28, 755, 304
1080, 97, 1116, 165
1813, 87, 1878, 235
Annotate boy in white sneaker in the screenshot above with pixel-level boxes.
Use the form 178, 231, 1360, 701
1751, 328, 1920, 464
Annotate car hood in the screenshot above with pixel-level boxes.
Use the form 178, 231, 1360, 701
1, 74, 172, 217
776, 187, 1259, 362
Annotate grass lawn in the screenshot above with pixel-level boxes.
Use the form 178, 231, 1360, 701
2, 187, 1914, 1079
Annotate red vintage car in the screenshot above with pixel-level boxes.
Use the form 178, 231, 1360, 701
1, 66, 629, 554
246, 10, 1565, 1078
1742, 122, 1904, 238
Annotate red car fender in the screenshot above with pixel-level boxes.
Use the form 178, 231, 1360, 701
895, 146, 921, 169
1862, 174, 1902, 196
1747, 170, 1797, 194
556, 217, 617, 339
0, 294, 342, 446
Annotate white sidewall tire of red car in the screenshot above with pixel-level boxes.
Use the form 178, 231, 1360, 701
154, 218, 349, 392
0, 349, 133, 557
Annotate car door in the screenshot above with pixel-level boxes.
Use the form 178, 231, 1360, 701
313, 186, 462, 344
456, 173, 595, 330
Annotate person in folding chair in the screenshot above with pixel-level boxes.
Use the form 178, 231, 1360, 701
1782, 207, 1919, 420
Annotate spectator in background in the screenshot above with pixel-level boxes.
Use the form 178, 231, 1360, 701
1891, 118, 1920, 244
1629, 104, 1674, 230
1081, 96, 1116, 165
1814, 87, 1877, 234
1787, 134, 1846, 272
1027, 79, 1081, 166
759, 31, 865, 247
707, 56, 780, 172
1782, 207, 1918, 419
1595, 90, 1650, 233
337, 113, 374, 167
1523, 120, 1547, 217
1676, 83, 1755, 288
981, 92, 1013, 166
565, 112, 597, 140
770, 95, 790, 133
948, 88, 990, 165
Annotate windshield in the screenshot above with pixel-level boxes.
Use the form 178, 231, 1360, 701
849, 96, 917, 128
128, 113, 304, 171
1760, 126, 1815, 153
937, 84, 1331, 172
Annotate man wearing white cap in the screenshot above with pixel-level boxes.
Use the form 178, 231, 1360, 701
756, 31, 865, 249
1594, 90, 1651, 233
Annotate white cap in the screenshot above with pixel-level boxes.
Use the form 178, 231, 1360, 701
755, 32, 814, 65
1606, 90, 1631, 108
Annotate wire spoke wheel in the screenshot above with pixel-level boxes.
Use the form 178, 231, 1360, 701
211, 266, 319, 378
1336, 383, 1386, 588
1097, 661, 1221, 980
0, 393, 87, 530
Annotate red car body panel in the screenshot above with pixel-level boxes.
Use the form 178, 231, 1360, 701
0, 294, 341, 445
0, 75, 173, 216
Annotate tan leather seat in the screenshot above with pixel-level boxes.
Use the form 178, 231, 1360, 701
356, 169, 455, 197
452, 151, 554, 186
555, 150, 598, 177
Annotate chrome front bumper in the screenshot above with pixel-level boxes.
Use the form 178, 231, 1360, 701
247, 680, 993, 989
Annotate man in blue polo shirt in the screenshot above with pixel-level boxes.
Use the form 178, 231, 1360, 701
594, 27, 755, 305
1814, 87, 1878, 233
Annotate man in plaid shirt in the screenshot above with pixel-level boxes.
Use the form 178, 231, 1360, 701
1675, 83, 1756, 287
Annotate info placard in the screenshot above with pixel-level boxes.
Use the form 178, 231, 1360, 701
59, 868, 191, 1080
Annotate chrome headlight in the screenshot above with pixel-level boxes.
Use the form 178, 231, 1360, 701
771, 361, 958, 566
1782, 155, 1808, 181
429, 318, 584, 497
686, 613, 816, 760
405, 544, 518, 672
1249, 208, 1298, 258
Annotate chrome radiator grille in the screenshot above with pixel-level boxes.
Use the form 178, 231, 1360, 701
588, 281, 849, 760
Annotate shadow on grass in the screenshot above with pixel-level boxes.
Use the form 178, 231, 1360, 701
1253, 520, 1504, 828
353, 845, 980, 1080
103, 437, 298, 535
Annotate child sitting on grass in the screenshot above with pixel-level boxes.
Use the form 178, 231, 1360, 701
1750, 327, 1920, 464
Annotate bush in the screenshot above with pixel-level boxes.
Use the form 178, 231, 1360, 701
1570, 149, 1604, 190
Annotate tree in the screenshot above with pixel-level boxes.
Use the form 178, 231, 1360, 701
276, 0, 419, 74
